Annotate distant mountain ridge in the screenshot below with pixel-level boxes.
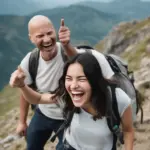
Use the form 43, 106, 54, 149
0, 0, 63, 15
78, 0, 150, 20
0, 5, 120, 90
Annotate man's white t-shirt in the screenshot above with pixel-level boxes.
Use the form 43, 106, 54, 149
20, 43, 114, 119
65, 88, 131, 150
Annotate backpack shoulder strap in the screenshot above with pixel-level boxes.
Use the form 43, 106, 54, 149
28, 48, 40, 90
50, 107, 76, 142
76, 45, 93, 54
60, 44, 68, 62
106, 86, 124, 146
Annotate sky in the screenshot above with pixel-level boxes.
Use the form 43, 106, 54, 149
1, 0, 150, 15
32, 0, 150, 7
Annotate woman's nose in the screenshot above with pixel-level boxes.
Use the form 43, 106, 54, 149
70, 80, 79, 89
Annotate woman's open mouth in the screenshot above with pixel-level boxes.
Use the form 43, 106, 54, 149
71, 91, 84, 102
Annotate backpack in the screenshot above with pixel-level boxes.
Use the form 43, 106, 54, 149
28, 45, 68, 110
50, 45, 143, 147
76, 45, 143, 123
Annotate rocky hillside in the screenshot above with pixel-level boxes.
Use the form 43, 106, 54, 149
1, 17, 150, 150
95, 17, 150, 149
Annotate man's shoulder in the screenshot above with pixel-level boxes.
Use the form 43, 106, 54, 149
21, 51, 32, 63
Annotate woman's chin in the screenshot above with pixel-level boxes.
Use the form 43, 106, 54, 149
73, 101, 84, 108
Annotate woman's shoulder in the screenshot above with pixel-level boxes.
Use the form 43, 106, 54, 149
115, 88, 131, 117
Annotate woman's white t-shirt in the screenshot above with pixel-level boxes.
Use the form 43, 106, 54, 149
65, 88, 131, 150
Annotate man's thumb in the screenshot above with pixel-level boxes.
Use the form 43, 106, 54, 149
60, 18, 64, 26
18, 66, 24, 73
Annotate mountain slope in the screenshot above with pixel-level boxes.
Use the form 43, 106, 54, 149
78, 0, 150, 20
34, 5, 119, 44
0, 0, 62, 15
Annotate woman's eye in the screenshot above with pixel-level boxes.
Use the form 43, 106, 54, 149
65, 78, 71, 81
79, 78, 87, 82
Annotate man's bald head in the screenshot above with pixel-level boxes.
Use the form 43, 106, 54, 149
28, 15, 54, 35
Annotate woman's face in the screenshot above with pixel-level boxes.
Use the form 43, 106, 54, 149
65, 62, 92, 108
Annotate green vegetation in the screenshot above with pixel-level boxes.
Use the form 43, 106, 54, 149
0, 86, 20, 116
124, 19, 150, 39
122, 37, 150, 71
94, 40, 105, 52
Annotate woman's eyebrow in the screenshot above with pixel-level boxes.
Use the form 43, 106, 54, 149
66, 75, 86, 78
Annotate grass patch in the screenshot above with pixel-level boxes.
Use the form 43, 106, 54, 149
122, 37, 150, 71
94, 40, 105, 52
124, 19, 150, 39
0, 85, 20, 116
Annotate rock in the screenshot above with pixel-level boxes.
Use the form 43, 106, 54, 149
0, 134, 21, 144
146, 44, 150, 53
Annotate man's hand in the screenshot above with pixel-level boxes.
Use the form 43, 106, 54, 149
16, 122, 28, 136
58, 18, 70, 46
10, 66, 26, 88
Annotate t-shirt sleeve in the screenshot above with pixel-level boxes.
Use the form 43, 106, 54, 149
115, 88, 131, 117
20, 52, 33, 85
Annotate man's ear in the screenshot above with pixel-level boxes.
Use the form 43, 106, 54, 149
29, 34, 34, 44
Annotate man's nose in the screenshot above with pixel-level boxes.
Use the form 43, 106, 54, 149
43, 35, 50, 43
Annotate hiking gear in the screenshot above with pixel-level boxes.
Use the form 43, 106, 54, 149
76, 45, 142, 121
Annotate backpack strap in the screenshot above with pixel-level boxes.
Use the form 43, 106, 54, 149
28, 48, 40, 90
60, 44, 68, 62
28, 48, 40, 111
29, 45, 66, 87
76, 45, 93, 50
50, 107, 76, 142
106, 86, 124, 149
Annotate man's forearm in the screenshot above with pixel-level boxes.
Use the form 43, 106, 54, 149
19, 94, 29, 123
63, 43, 77, 57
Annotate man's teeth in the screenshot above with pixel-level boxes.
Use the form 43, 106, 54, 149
43, 44, 52, 47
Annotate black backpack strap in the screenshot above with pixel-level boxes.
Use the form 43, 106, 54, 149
76, 45, 93, 54
76, 45, 93, 50
106, 86, 124, 150
28, 48, 40, 90
105, 55, 122, 73
28, 48, 40, 111
50, 107, 76, 142
60, 44, 68, 62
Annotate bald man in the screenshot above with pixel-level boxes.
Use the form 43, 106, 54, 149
16, 15, 77, 150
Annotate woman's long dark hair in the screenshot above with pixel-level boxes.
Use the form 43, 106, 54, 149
53, 53, 114, 120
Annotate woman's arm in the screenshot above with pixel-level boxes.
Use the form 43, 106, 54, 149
121, 105, 134, 150
10, 68, 57, 104
20, 85, 56, 104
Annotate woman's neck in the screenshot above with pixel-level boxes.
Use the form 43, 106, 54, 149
82, 103, 97, 116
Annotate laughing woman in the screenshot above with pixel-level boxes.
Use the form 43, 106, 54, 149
10, 53, 134, 150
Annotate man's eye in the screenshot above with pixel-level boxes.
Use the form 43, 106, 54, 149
47, 32, 52, 35
37, 35, 43, 38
